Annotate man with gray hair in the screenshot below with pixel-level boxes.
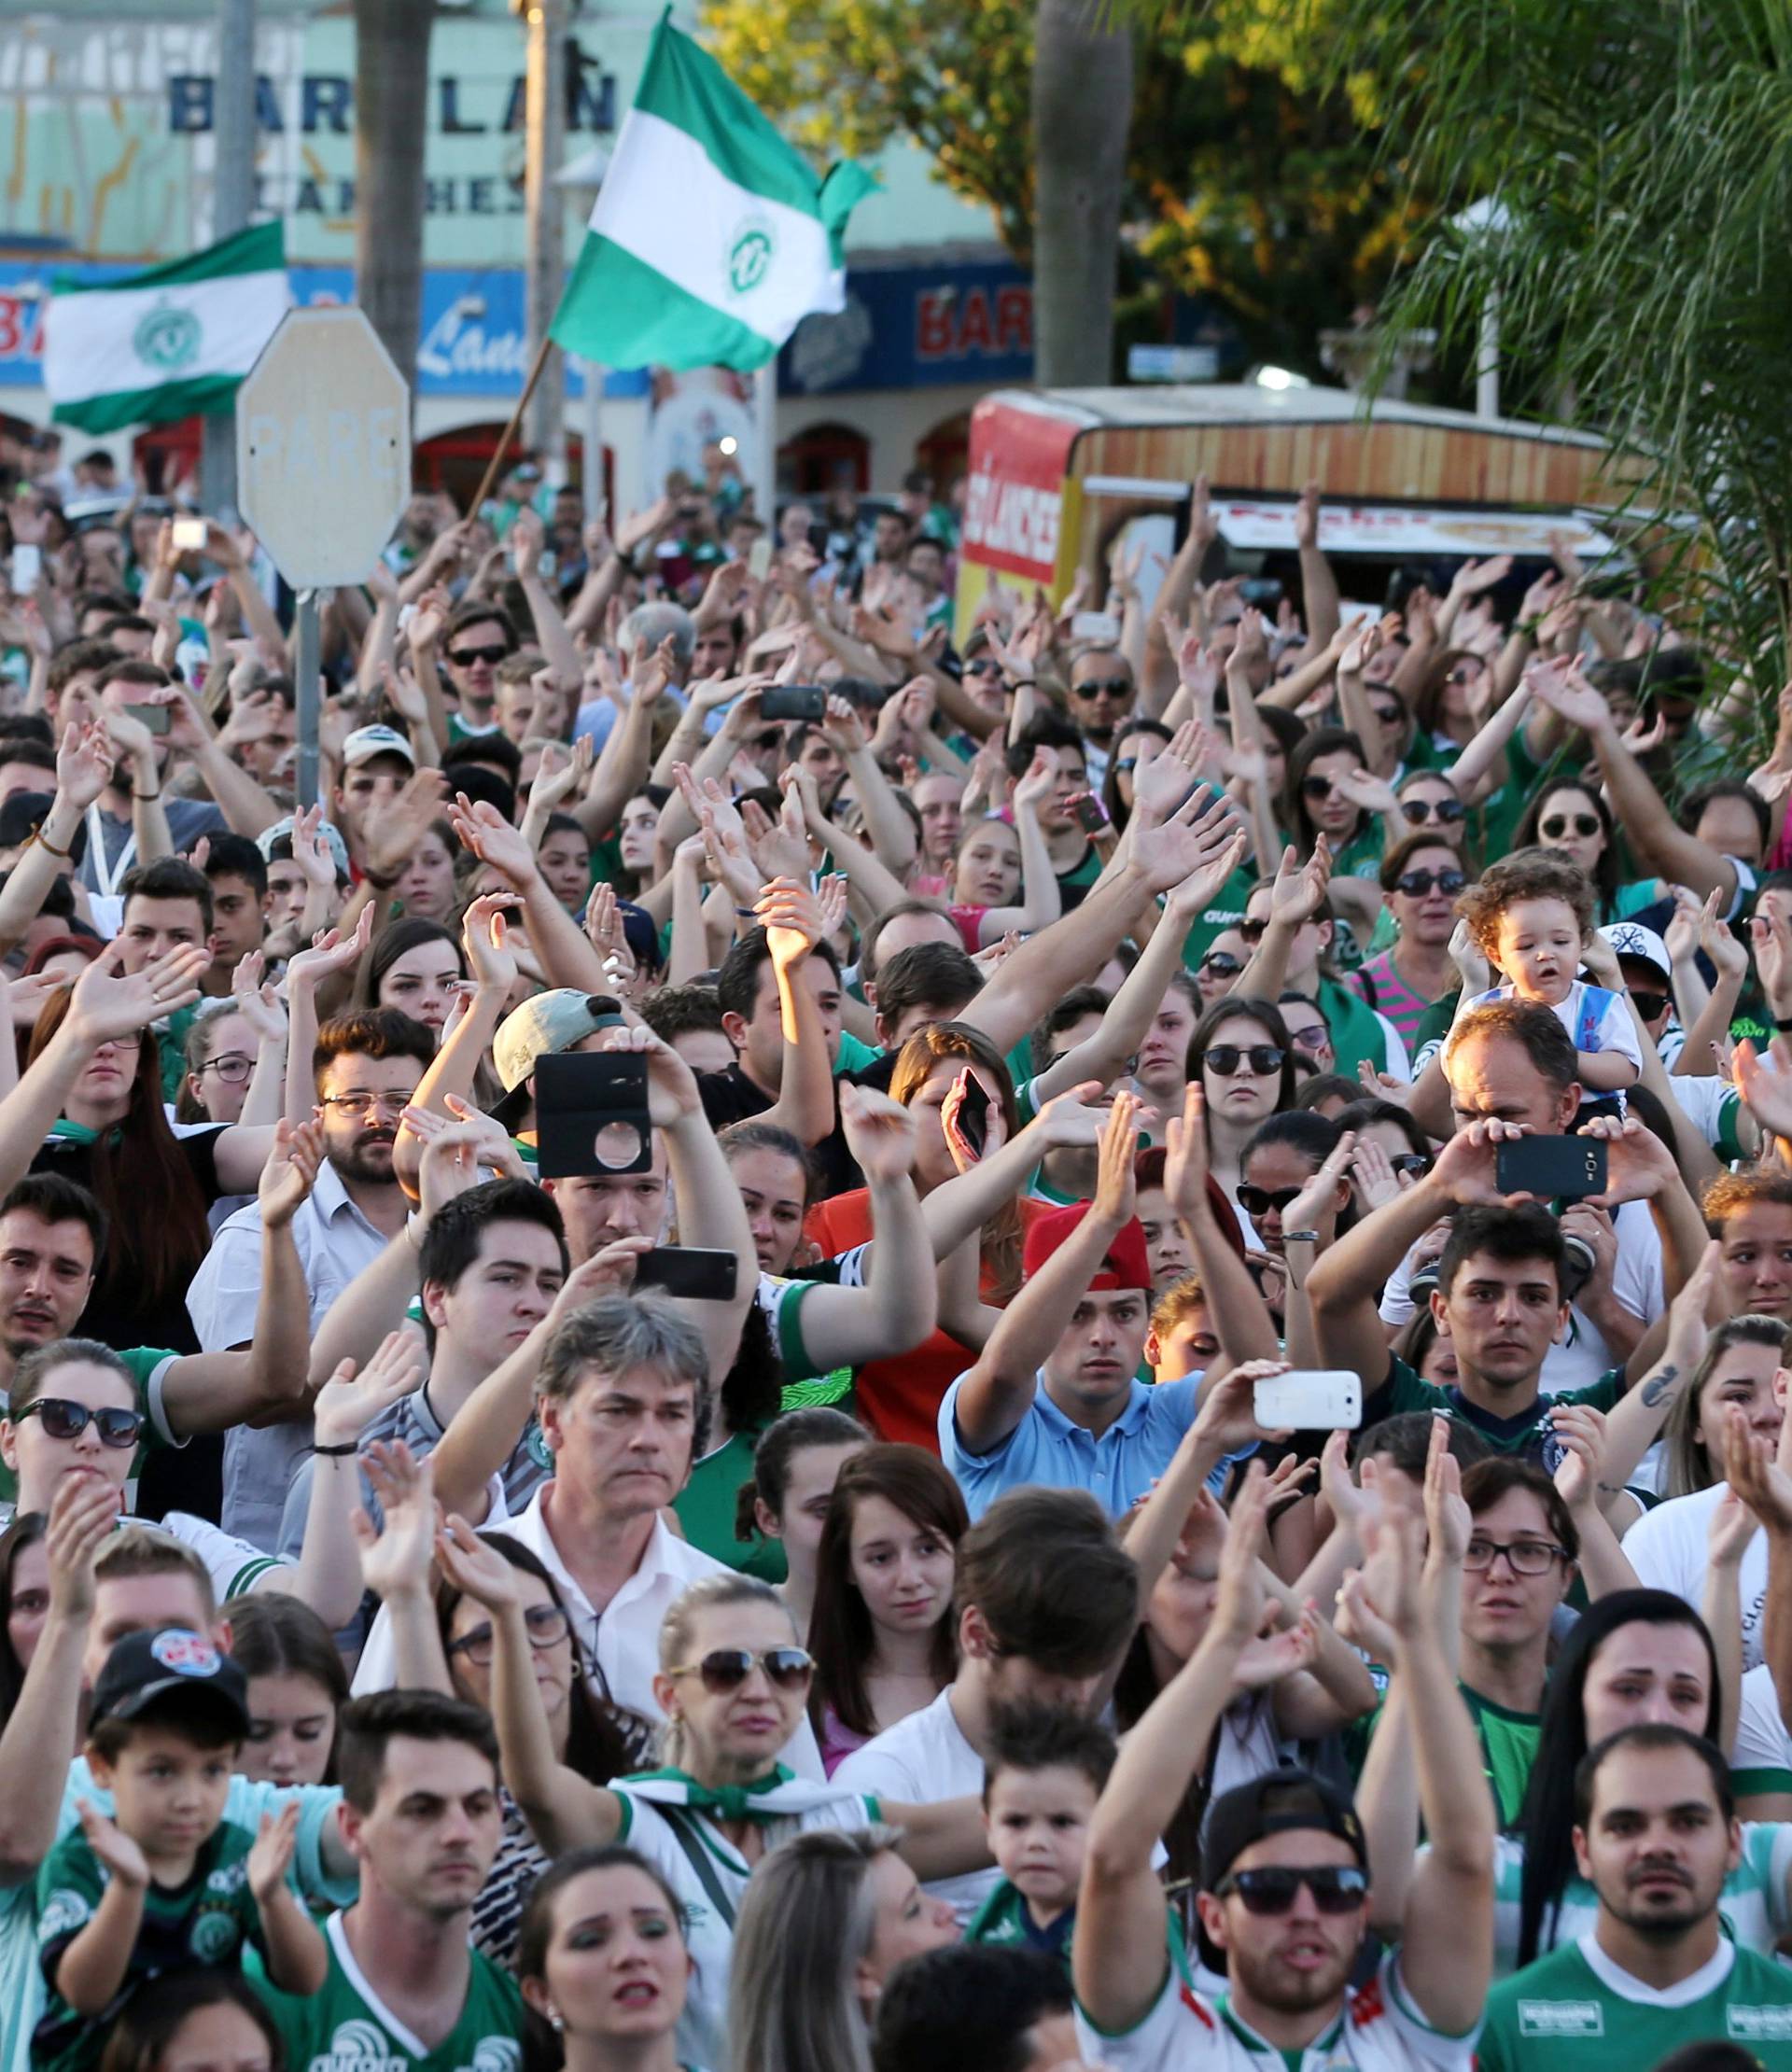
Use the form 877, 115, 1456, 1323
574, 601, 697, 753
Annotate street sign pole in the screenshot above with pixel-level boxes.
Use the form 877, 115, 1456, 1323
293, 588, 323, 811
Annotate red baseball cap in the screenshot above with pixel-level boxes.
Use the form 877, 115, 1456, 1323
1022, 1201, 1152, 1290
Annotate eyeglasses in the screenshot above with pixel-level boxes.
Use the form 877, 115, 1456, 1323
1391, 1152, 1433, 1179
1205, 1043, 1285, 1078
1237, 1182, 1305, 1217
1629, 988, 1669, 1021
1400, 796, 1466, 825
447, 1603, 570, 1665
13, 1397, 143, 1449
964, 657, 1005, 679
1394, 868, 1467, 898
1285, 1026, 1331, 1057
448, 643, 511, 668
1447, 665, 1482, 686
1540, 813, 1601, 841
317, 1090, 413, 1118
1300, 775, 1341, 801
664, 1646, 814, 1693
1463, 1535, 1569, 1575
198, 1054, 254, 1085
1071, 677, 1132, 700
1199, 950, 1243, 978
1215, 1865, 1369, 1916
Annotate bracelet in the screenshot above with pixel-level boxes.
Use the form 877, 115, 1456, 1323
31, 827, 73, 861
1774, 1016, 1792, 1035
312, 1440, 359, 1459
133, 788, 161, 801
1282, 1229, 1321, 1245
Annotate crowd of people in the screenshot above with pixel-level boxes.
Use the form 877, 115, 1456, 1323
2, 431, 1792, 2070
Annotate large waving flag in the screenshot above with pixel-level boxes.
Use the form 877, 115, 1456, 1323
551, 11, 875, 373
42, 221, 291, 433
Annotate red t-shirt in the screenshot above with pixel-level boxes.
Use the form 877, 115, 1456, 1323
803, 1188, 1054, 1451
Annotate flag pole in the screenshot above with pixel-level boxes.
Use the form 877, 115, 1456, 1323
470, 337, 555, 516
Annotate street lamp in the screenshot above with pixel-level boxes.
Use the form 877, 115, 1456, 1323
1451, 198, 1513, 423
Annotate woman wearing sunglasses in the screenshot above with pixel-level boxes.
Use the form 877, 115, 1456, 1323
1351, 834, 1470, 1058
437, 1541, 987, 2071
1284, 728, 1385, 891
1512, 780, 1640, 922
0, 1337, 149, 1530
1183, 998, 1298, 1225
1192, 929, 1250, 1008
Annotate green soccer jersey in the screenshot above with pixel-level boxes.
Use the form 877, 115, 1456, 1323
1460, 1687, 1542, 1833
1478, 1932, 1792, 2070
36, 1818, 262, 2072
254, 1911, 525, 2072
1370, 1355, 1621, 1468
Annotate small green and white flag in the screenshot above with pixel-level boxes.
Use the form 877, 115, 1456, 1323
552, 11, 875, 373
42, 221, 291, 434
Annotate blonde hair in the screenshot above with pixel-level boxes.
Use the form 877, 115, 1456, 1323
656, 1574, 794, 1768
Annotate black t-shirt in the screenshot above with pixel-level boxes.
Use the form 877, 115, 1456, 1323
695, 1063, 861, 1197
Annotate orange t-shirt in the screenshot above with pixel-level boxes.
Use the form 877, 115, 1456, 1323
803, 1188, 1053, 1452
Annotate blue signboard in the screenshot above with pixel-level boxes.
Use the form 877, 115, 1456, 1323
779, 257, 1034, 397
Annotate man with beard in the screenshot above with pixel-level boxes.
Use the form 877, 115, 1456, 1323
1478, 1727, 1792, 2068
187, 1009, 433, 1547
251, 1691, 524, 2065
1073, 1475, 1493, 2069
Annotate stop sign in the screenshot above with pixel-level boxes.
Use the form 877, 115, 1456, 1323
235, 306, 411, 588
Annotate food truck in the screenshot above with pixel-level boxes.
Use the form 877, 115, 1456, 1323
953, 384, 1651, 633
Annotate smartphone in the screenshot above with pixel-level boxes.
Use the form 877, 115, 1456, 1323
1253, 1371, 1363, 1431
633, 1247, 739, 1302
1494, 1135, 1607, 1200
124, 701, 172, 736
8, 544, 39, 591
760, 684, 828, 723
172, 516, 207, 552
1071, 791, 1109, 834
748, 538, 774, 581
956, 1073, 990, 1156
1239, 576, 1283, 608
1071, 610, 1123, 643
533, 1051, 652, 1177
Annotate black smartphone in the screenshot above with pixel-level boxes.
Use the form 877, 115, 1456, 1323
634, 1247, 739, 1302
533, 1051, 652, 1177
1495, 1135, 1608, 1200
760, 684, 829, 723
957, 1073, 990, 1156
124, 701, 172, 735
1071, 792, 1109, 834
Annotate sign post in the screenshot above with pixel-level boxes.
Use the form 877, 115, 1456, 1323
235, 305, 411, 808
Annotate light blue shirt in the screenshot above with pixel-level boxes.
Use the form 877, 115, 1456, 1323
0, 1759, 357, 2072
939, 1371, 1236, 1520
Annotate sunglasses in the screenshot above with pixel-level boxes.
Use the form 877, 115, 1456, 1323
1390, 1152, 1433, 1179
1300, 775, 1341, 801
1286, 1026, 1331, 1056
1394, 868, 1467, 898
1216, 1865, 1369, 1916
1199, 950, 1243, 978
1400, 796, 1465, 825
15, 1397, 143, 1449
1072, 677, 1132, 700
665, 1646, 814, 1693
448, 643, 511, 668
1540, 812, 1601, 840
447, 1603, 570, 1665
1205, 1043, 1285, 1077
1237, 1182, 1305, 1217
1629, 988, 1669, 1021
965, 657, 1005, 678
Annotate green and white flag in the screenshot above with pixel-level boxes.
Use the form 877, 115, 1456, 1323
43, 221, 291, 433
552, 11, 875, 373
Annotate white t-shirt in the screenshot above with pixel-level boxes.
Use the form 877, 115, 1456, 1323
1458, 979, 1644, 1079
1622, 1482, 1770, 1671
1379, 1199, 1663, 1394
1735, 1666, 1792, 1796
833, 1686, 999, 1920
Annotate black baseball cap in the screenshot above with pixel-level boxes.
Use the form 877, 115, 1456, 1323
1200, 1768, 1367, 1894
90, 1627, 249, 1739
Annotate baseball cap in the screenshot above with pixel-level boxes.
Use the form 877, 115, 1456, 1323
1200, 1768, 1367, 1894
492, 990, 628, 1127
90, 1627, 250, 1739
341, 723, 418, 771
1598, 920, 1671, 985
256, 813, 350, 880
1020, 1201, 1151, 1290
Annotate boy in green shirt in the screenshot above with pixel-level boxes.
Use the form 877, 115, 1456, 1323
35, 1629, 326, 2072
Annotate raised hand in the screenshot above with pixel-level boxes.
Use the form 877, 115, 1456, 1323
1267, 837, 1333, 931
65, 939, 208, 1049
758, 875, 826, 973
593, 1021, 701, 1127
76, 1801, 148, 1891
526, 735, 595, 817
355, 1442, 440, 1603
1162, 1082, 1211, 1220
258, 1116, 326, 1230
1092, 1090, 1142, 1225
1575, 1113, 1680, 1209
840, 1082, 918, 1184
364, 769, 451, 885
54, 721, 113, 811
446, 793, 536, 890
435, 1511, 524, 1613
1549, 1401, 1612, 1517
45, 1474, 121, 1620
286, 903, 375, 992
315, 1332, 425, 1452
247, 1802, 301, 1908
461, 891, 520, 995
230, 950, 287, 1047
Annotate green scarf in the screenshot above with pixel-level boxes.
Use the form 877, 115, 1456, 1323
620, 1763, 853, 1826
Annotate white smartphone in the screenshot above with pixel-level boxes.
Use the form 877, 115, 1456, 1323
8, 544, 39, 590
748, 537, 774, 581
1071, 609, 1122, 643
1253, 1370, 1362, 1431
172, 516, 207, 552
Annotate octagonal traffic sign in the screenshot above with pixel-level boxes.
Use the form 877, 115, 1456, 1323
235, 305, 411, 589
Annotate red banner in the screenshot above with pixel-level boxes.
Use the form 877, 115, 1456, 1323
959, 396, 1078, 584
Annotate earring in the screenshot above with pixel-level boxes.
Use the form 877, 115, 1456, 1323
545, 2007, 564, 2033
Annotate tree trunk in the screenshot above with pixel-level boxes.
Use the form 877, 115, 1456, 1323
1030, 0, 1132, 386
354, 0, 437, 410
